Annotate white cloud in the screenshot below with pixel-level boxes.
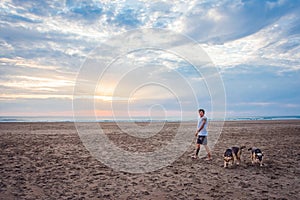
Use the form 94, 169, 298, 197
202, 12, 300, 71
0, 57, 58, 70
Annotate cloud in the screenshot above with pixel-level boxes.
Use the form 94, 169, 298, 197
182, 0, 300, 44
113, 8, 141, 28
202, 11, 300, 71
0, 97, 73, 116
0, 57, 76, 100
0, 0, 299, 118
222, 65, 300, 115
65, 0, 103, 19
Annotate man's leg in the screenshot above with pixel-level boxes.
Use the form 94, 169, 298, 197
195, 144, 201, 156
204, 145, 212, 159
192, 143, 200, 158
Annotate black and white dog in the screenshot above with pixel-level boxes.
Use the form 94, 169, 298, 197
248, 147, 264, 166
223, 146, 246, 168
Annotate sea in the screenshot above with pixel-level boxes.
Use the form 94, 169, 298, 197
0, 116, 300, 123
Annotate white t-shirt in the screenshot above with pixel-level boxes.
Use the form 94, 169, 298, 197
197, 116, 208, 136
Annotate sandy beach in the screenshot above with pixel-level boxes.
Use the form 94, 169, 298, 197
0, 120, 299, 199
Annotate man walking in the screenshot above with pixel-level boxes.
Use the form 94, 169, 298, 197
191, 109, 212, 160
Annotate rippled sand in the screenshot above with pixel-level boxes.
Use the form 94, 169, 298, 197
0, 120, 299, 199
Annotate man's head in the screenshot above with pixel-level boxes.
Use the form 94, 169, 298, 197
198, 109, 205, 117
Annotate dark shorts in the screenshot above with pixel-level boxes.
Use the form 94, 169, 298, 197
197, 136, 207, 145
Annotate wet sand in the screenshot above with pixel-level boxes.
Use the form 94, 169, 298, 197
0, 120, 299, 199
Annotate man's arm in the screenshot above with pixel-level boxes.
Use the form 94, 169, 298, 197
195, 118, 206, 136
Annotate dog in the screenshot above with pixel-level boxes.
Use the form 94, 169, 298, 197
248, 147, 264, 166
223, 146, 246, 168
223, 148, 234, 168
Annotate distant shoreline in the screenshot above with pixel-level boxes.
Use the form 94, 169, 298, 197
0, 116, 300, 123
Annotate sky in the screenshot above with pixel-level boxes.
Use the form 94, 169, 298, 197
0, 0, 300, 120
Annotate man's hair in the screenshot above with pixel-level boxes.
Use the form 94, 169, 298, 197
198, 109, 205, 114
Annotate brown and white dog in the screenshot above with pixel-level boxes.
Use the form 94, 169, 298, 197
223, 146, 246, 168
248, 147, 264, 166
